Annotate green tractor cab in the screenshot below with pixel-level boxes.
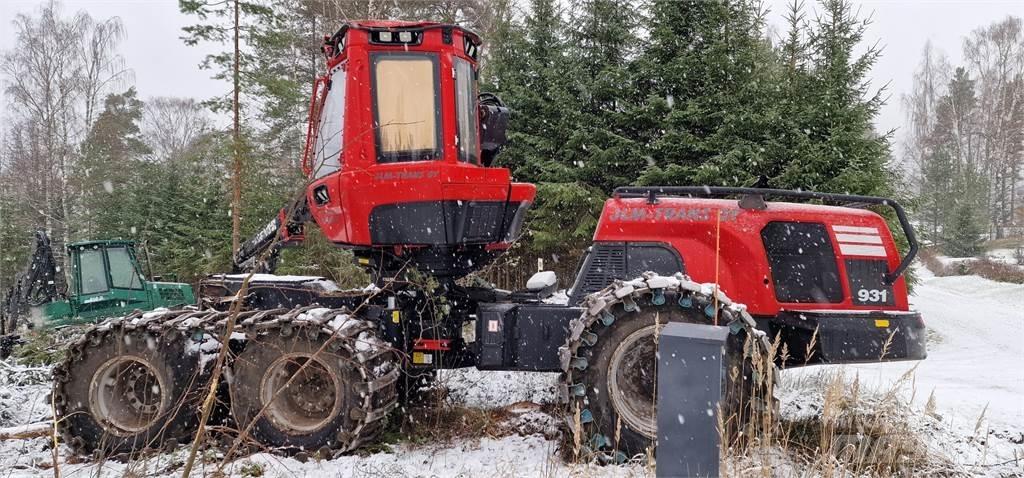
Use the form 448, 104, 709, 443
42, 240, 195, 327
2, 234, 195, 334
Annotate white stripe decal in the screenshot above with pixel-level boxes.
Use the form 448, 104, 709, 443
832, 225, 878, 234
835, 233, 882, 244
839, 244, 887, 257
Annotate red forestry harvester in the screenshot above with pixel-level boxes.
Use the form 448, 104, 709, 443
52, 21, 926, 460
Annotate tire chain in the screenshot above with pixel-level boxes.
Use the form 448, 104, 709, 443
557, 272, 777, 462
52, 302, 399, 456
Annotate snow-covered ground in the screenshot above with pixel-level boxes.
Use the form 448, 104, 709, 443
934, 254, 979, 267
934, 247, 1022, 269
785, 264, 1024, 475
805, 265, 1022, 429
0, 365, 640, 478
0, 263, 1021, 476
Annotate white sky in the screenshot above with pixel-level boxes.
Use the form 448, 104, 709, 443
763, 0, 1024, 141
0, 0, 223, 121
2, 0, 1023, 146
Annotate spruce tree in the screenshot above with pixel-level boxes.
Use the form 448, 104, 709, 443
921, 148, 954, 240
775, 0, 892, 196
561, 0, 644, 192
634, 0, 780, 187
491, 0, 574, 183
943, 200, 985, 257
75, 88, 151, 239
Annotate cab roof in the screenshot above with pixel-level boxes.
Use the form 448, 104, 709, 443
332, 20, 481, 44
67, 239, 136, 249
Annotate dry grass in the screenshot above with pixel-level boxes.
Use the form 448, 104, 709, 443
397, 403, 513, 445
721, 365, 965, 478
713, 333, 963, 477
379, 382, 563, 451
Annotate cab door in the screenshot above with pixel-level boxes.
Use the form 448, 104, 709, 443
104, 245, 153, 313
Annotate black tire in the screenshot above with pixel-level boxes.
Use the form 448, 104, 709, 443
229, 319, 398, 452
53, 326, 205, 456
564, 289, 773, 461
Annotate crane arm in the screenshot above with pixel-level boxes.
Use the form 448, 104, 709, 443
232, 197, 311, 274
1, 230, 60, 335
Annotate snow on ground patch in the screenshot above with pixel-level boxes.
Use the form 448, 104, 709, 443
0, 362, 55, 474
0, 362, 51, 428
218, 435, 646, 478
854, 268, 1021, 429
986, 247, 1023, 267
934, 255, 978, 267
0, 420, 641, 478
436, 368, 560, 408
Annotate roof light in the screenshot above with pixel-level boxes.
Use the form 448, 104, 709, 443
371, 30, 422, 45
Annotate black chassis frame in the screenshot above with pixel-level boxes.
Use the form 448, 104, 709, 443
200, 274, 926, 377
199, 274, 577, 373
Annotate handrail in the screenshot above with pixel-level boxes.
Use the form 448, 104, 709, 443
613, 186, 919, 284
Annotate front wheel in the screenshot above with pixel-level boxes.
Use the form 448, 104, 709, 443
560, 275, 776, 461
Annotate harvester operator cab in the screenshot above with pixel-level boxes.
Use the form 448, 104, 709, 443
295, 21, 536, 279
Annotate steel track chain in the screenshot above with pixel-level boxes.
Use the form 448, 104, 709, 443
52, 301, 399, 456
557, 272, 778, 462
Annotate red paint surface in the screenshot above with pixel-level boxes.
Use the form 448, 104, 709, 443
303, 21, 535, 246
594, 197, 910, 316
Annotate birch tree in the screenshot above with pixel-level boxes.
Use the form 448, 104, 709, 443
1, 2, 127, 270
964, 16, 1024, 237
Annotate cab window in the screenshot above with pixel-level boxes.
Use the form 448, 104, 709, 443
78, 249, 108, 295
313, 65, 346, 179
454, 57, 479, 163
372, 53, 440, 163
108, 247, 143, 290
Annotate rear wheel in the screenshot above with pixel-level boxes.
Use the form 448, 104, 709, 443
53, 326, 204, 456
229, 315, 399, 453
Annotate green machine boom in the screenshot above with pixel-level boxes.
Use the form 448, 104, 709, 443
1, 231, 194, 355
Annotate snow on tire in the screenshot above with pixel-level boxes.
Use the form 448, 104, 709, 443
229, 308, 399, 454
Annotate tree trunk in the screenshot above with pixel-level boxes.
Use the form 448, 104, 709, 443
231, 0, 243, 256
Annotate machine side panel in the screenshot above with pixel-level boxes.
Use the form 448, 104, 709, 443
475, 303, 579, 372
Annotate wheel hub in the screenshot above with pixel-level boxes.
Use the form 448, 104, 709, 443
607, 325, 659, 439
260, 354, 341, 433
89, 356, 166, 435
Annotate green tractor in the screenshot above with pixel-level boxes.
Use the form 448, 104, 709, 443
0, 231, 194, 357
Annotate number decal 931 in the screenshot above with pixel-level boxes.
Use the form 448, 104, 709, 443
846, 259, 895, 306
856, 288, 888, 303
